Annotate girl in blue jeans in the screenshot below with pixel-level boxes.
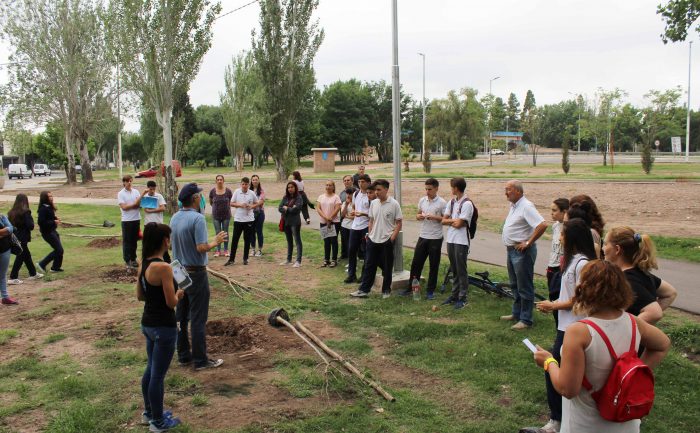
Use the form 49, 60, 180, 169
136, 222, 184, 432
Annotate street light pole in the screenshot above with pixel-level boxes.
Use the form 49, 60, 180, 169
391, 0, 403, 273
488, 76, 500, 166
568, 91, 582, 152
686, 41, 692, 162
418, 52, 426, 166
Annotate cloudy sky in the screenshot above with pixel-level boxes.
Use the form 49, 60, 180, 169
1, 0, 697, 131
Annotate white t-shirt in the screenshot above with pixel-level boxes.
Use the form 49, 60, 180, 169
341, 202, 354, 229
418, 195, 446, 240
502, 196, 545, 246
548, 221, 564, 267
231, 188, 257, 222
368, 197, 403, 244
444, 196, 474, 246
557, 254, 589, 332
118, 188, 141, 222
143, 192, 166, 224
351, 190, 370, 230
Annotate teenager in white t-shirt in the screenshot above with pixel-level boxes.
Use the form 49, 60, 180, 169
344, 174, 371, 283
118, 175, 146, 271
440, 177, 474, 309
225, 177, 260, 266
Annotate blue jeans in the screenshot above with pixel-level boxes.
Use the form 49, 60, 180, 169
176, 270, 210, 368
212, 218, 230, 252
284, 224, 302, 263
252, 212, 265, 249
0, 249, 11, 299
507, 245, 537, 325
141, 325, 177, 422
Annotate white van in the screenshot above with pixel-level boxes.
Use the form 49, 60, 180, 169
33, 164, 51, 176
8, 164, 32, 179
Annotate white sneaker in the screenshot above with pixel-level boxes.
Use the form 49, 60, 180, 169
7, 279, 23, 285
292, 262, 301, 268
255, 250, 263, 257
280, 261, 291, 266
540, 419, 561, 433
28, 273, 44, 280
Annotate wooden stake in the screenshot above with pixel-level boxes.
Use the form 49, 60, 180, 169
275, 317, 330, 365
295, 321, 396, 402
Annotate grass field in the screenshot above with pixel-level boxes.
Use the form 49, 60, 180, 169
0, 204, 697, 432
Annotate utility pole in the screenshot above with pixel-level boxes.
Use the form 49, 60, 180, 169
117, 62, 123, 179
418, 52, 426, 169
391, 0, 404, 273
686, 41, 693, 162
488, 76, 500, 166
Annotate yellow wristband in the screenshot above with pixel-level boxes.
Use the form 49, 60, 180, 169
544, 357, 559, 372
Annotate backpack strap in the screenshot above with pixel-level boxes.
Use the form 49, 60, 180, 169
579, 313, 637, 391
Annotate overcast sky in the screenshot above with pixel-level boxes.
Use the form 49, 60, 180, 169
1, 0, 697, 132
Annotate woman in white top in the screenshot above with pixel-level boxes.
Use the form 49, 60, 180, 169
534, 260, 670, 433
532, 218, 597, 433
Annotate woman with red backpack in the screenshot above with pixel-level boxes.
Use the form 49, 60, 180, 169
533, 260, 670, 433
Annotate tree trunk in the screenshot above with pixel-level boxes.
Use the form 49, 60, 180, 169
160, 110, 177, 214
274, 155, 288, 181
77, 137, 94, 183
63, 129, 77, 184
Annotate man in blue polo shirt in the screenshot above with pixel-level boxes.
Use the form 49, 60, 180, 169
171, 183, 227, 371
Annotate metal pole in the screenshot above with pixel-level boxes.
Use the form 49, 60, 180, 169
391, 0, 403, 272
488, 76, 499, 166
418, 52, 426, 165
687, 41, 692, 162
117, 62, 123, 179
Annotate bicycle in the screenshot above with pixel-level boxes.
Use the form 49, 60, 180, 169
439, 269, 545, 301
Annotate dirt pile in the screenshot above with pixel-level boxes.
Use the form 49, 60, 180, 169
101, 267, 137, 284
87, 237, 120, 248
206, 315, 302, 354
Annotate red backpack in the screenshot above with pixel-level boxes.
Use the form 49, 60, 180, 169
580, 314, 655, 422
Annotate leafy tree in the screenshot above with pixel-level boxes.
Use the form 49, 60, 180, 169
33, 122, 67, 167
1, 0, 115, 183
521, 90, 537, 143
641, 141, 655, 173
537, 101, 578, 147
489, 97, 507, 132
172, 85, 197, 161
612, 104, 643, 151
221, 51, 265, 171
140, 105, 161, 160
107, 0, 221, 211
122, 132, 147, 164
295, 87, 323, 161
641, 87, 685, 151
252, 0, 324, 180
195, 105, 224, 136
562, 135, 571, 174
427, 88, 484, 161
506, 93, 521, 131
319, 79, 375, 162
657, 0, 700, 42
186, 131, 221, 165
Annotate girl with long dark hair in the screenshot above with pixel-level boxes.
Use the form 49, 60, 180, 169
37, 191, 64, 273
136, 222, 183, 431
8, 193, 43, 284
279, 181, 303, 267
529, 218, 596, 433
250, 174, 266, 256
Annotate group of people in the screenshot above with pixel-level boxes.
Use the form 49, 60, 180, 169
122, 164, 678, 433
0, 191, 65, 306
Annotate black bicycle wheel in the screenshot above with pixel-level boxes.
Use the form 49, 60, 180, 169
493, 282, 516, 300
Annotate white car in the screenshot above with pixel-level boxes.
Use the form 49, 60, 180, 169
491, 149, 505, 155
33, 164, 51, 176
8, 164, 32, 179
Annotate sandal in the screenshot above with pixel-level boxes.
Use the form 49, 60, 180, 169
329, 260, 337, 268
320, 261, 329, 268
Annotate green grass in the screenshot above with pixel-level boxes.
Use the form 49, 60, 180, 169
0, 329, 19, 345
651, 235, 700, 263
0, 203, 697, 433
44, 333, 67, 344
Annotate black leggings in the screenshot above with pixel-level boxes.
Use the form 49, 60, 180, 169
39, 231, 64, 271
10, 241, 37, 279
321, 222, 341, 262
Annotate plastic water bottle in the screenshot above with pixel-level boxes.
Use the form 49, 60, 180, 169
411, 277, 421, 301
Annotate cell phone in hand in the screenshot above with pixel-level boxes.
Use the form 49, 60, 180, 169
522, 338, 537, 353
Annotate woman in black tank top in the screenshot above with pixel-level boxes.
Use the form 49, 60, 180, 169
136, 223, 184, 431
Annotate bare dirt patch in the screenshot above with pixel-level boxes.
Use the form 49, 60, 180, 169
101, 266, 137, 284
87, 237, 120, 248
206, 315, 304, 355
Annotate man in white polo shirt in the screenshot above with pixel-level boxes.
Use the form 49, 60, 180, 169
225, 177, 260, 266
350, 179, 402, 298
441, 177, 474, 310
500, 180, 547, 330
400, 177, 446, 300
117, 175, 146, 272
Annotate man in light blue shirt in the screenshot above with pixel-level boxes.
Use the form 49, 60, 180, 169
171, 183, 227, 371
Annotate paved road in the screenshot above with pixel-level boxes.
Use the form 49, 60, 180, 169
1, 194, 696, 314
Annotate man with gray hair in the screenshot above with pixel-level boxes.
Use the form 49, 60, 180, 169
500, 180, 547, 330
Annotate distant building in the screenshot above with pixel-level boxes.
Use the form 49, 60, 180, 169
1, 138, 22, 169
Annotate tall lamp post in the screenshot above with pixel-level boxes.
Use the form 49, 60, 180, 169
568, 91, 581, 152
686, 41, 693, 162
418, 52, 426, 167
117, 62, 123, 179
391, 0, 404, 274
488, 76, 500, 166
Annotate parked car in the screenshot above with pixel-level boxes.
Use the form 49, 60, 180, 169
75, 164, 82, 174
107, 162, 116, 170
8, 164, 32, 179
33, 163, 51, 176
136, 160, 182, 178
490, 149, 505, 155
